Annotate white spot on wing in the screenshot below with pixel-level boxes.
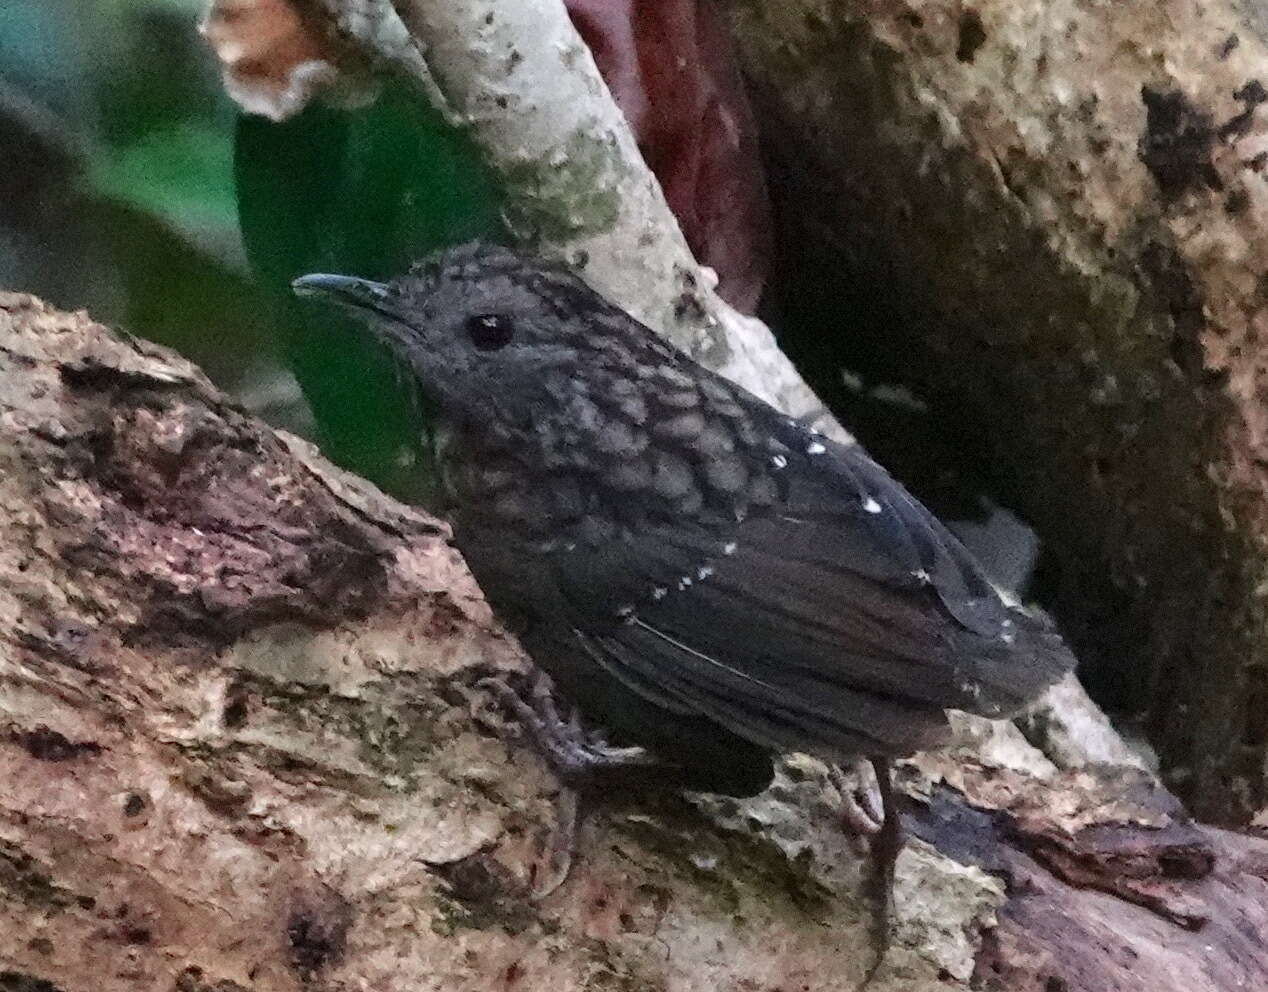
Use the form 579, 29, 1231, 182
697, 565, 714, 580
677, 575, 693, 590
913, 568, 931, 583
771, 454, 788, 469
723, 541, 737, 555
863, 497, 882, 513
652, 586, 668, 601
806, 441, 826, 455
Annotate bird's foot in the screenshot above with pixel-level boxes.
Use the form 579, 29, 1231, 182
478, 670, 660, 783
829, 758, 885, 840
829, 754, 887, 950
476, 669, 661, 899
832, 757, 900, 988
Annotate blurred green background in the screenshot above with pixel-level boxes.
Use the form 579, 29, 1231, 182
0, 0, 502, 502
2, 0, 257, 396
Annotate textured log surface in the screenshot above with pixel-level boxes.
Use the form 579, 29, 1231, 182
1, 293, 1265, 991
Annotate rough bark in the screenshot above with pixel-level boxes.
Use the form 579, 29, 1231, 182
722, 0, 1268, 824
2, 294, 1266, 991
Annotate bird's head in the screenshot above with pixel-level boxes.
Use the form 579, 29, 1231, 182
292, 243, 673, 438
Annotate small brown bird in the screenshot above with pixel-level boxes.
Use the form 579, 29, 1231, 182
294, 243, 1075, 959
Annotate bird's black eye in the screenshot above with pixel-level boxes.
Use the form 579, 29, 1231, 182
465, 313, 515, 351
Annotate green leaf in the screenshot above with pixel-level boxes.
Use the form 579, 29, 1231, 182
85, 125, 237, 239
235, 78, 506, 501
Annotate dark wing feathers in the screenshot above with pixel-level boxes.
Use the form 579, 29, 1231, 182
543, 429, 1074, 763
769, 416, 1010, 636
599, 620, 950, 758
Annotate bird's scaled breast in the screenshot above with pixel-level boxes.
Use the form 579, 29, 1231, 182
434, 366, 793, 544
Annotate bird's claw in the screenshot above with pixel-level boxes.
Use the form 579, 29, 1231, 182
530, 785, 578, 900
829, 759, 885, 837
478, 670, 657, 782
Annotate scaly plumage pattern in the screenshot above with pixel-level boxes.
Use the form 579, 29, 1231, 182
294, 243, 1075, 798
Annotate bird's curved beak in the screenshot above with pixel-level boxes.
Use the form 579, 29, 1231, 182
291, 273, 392, 315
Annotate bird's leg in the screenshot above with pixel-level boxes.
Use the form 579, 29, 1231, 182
830, 757, 900, 986
532, 772, 578, 899
477, 669, 664, 899
861, 756, 901, 987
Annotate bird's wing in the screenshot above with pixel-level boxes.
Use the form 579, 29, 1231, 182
542, 428, 1075, 763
